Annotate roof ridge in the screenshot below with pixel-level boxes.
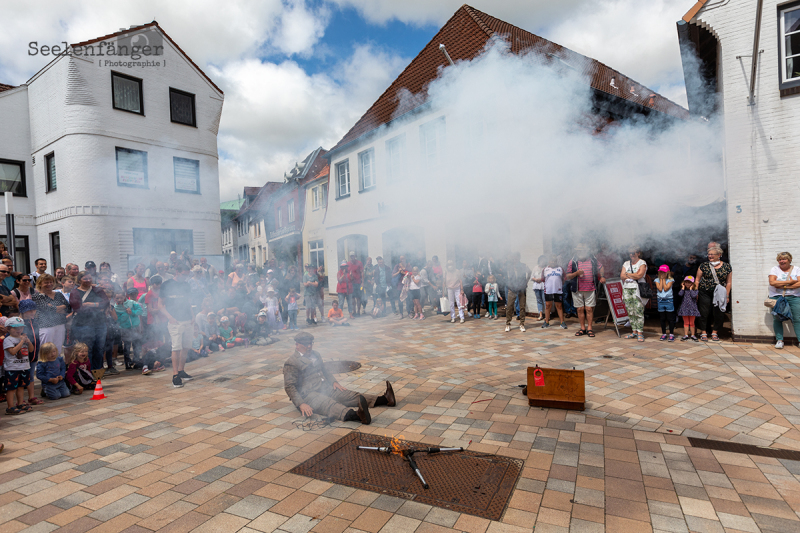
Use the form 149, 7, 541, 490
462, 4, 494, 37
70, 22, 223, 95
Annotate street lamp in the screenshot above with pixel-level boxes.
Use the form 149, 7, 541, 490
4, 192, 15, 265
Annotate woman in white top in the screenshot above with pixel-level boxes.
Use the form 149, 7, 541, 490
620, 247, 648, 342
768, 251, 800, 349
409, 267, 424, 320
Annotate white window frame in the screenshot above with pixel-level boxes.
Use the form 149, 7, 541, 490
277, 207, 283, 228
309, 239, 324, 271
312, 183, 328, 210
336, 160, 350, 198
419, 116, 446, 173
288, 199, 295, 223
780, 4, 800, 84
358, 148, 376, 191
385, 134, 406, 183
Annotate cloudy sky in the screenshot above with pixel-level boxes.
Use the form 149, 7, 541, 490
0, 0, 694, 201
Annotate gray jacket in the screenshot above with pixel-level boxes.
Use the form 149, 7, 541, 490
283, 349, 335, 407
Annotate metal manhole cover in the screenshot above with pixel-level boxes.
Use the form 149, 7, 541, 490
324, 360, 362, 374
289, 432, 523, 521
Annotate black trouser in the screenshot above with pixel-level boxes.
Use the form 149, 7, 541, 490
470, 293, 482, 314
121, 329, 141, 367
697, 290, 725, 333
659, 311, 676, 334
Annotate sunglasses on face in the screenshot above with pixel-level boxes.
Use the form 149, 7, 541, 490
20, 279, 30, 282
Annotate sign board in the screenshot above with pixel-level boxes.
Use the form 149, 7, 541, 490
602, 278, 629, 337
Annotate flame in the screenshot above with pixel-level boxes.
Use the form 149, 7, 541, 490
388, 433, 405, 455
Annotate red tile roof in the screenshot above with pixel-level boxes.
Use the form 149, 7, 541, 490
330, 4, 688, 152
71, 22, 222, 94
244, 186, 262, 197
315, 164, 330, 180
0, 83, 16, 93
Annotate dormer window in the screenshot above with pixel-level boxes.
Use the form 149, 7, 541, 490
111, 72, 144, 114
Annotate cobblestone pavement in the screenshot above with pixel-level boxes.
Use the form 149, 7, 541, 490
2, 313, 800, 532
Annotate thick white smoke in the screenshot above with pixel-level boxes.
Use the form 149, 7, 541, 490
374, 39, 724, 262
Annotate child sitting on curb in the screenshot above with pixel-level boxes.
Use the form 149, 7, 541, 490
251, 311, 275, 345
36, 343, 70, 400
66, 342, 96, 394
327, 300, 350, 326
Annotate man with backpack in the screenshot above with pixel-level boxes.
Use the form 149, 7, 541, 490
566, 243, 606, 338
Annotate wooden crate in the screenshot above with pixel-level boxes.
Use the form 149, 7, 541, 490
527, 367, 585, 411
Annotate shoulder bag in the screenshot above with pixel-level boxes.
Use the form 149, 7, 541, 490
629, 261, 652, 299
708, 263, 728, 312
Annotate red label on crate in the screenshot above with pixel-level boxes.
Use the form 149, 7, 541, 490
533, 368, 545, 387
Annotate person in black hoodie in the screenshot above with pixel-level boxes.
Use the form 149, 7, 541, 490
251, 311, 275, 345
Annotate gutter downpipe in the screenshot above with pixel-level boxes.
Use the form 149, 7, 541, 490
748, 0, 764, 105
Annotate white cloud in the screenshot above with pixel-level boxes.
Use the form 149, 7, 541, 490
0, 0, 323, 85
213, 44, 408, 200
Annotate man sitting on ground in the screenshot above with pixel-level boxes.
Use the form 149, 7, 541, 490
327, 300, 350, 326
283, 332, 395, 424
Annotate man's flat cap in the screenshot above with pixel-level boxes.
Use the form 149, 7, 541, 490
294, 332, 314, 345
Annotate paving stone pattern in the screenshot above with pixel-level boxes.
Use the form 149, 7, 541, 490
1, 314, 800, 532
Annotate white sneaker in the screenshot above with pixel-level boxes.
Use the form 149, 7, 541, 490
460, 317, 465, 323
142, 366, 151, 375
505, 325, 511, 332
520, 325, 526, 332
451, 317, 455, 323
485, 312, 490, 318
776, 340, 785, 349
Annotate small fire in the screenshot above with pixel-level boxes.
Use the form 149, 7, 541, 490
388, 434, 405, 455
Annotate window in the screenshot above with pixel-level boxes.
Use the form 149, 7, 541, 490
309, 240, 324, 271
0, 159, 26, 197
132, 228, 193, 256
50, 232, 61, 270
169, 88, 196, 126
419, 116, 446, 172
312, 183, 328, 210
288, 200, 295, 223
116, 147, 148, 188
0, 235, 30, 274
174, 157, 200, 193
385, 135, 406, 183
781, 4, 800, 86
111, 72, 144, 114
45, 152, 56, 192
358, 149, 376, 191
277, 207, 283, 228
336, 160, 350, 198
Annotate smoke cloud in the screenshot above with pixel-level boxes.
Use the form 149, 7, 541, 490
368, 40, 724, 265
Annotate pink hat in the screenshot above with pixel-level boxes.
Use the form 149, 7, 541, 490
658, 264, 670, 272
684, 275, 695, 283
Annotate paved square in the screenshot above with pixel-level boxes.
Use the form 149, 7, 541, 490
2, 314, 800, 532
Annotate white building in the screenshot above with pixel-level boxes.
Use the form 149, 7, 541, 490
678, 0, 800, 342
301, 162, 329, 280
0, 22, 224, 274
323, 5, 687, 304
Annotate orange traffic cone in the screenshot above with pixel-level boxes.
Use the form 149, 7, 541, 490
91, 380, 106, 400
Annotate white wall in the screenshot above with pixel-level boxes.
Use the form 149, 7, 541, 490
0, 86, 38, 268
694, 0, 800, 338
19, 30, 224, 274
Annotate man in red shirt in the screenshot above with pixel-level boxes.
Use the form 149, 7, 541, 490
347, 251, 364, 317
566, 244, 605, 338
